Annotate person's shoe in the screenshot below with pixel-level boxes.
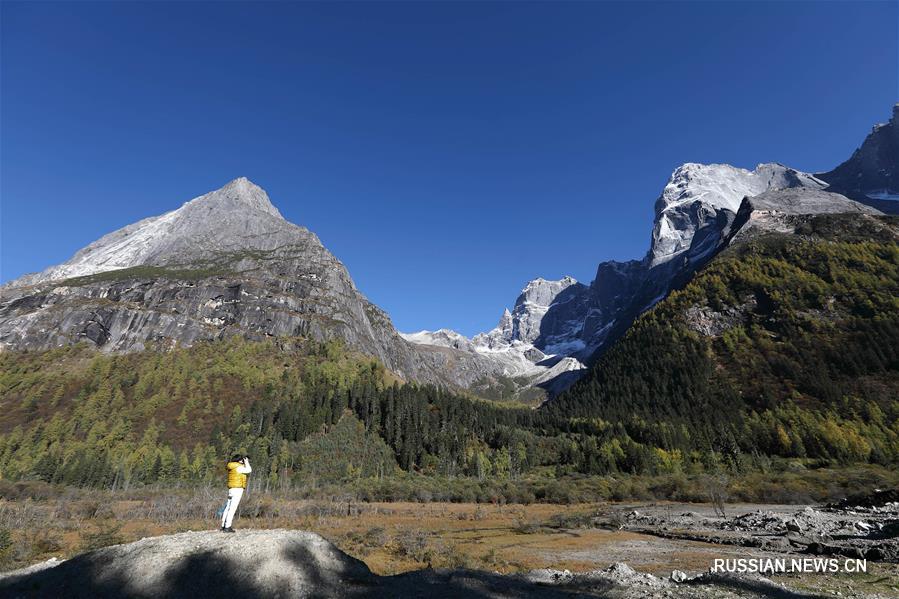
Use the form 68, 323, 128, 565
224, 527, 236, 533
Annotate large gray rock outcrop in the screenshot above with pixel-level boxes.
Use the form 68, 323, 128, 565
729, 188, 883, 241
0, 530, 585, 598
0, 530, 374, 598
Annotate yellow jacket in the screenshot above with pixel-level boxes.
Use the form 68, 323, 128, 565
227, 460, 251, 489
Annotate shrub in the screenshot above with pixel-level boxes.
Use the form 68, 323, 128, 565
392, 529, 432, 562
0, 481, 57, 502
79, 522, 124, 552
434, 542, 473, 569
543, 510, 595, 530
30, 529, 63, 556
0, 528, 13, 567
362, 526, 389, 547
512, 518, 542, 534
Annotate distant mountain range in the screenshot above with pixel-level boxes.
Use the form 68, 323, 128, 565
400, 105, 897, 396
2, 104, 897, 401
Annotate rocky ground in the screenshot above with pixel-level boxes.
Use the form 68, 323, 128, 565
617, 490, 899, 563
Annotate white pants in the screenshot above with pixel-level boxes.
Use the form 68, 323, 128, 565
221, 487, 244, 528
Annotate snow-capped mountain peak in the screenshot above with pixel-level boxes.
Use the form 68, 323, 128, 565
472, 276, 581, 349
399, 276, 589, 394
649, 162, 824, 266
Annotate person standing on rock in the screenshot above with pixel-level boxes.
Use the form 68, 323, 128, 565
221, 454, 251, 532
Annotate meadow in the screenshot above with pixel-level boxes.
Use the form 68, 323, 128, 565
2, 469, 899, 599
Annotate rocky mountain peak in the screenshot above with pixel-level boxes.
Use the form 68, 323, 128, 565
518, 276, 578, 309
496, 307, 514, 336
470, 277, 582, 350
819, 104, 899, 209
185, 177, 284, 220
649, 162, 824, 267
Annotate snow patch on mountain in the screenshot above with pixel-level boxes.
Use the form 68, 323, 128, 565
400, 326, 586, 384
649, 163, 824, 266
399, 329, 474, 351
542, 338, 586, 357
867, 190, 899, 201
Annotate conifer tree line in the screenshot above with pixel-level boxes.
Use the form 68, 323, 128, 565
0, 339, 551, 489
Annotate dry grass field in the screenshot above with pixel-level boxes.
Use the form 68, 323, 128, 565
2, 486, 897, 597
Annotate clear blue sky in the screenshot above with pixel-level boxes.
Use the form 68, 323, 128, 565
1, 1, 897, 336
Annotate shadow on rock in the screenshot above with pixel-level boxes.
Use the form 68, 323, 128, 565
688, 574, 829, 599
0, 530, 377, 599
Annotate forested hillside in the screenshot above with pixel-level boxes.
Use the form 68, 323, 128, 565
547, 214, 899, 470
0, 338, 554, 489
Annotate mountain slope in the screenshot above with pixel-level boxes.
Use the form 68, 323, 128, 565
1, 178, 404, 367
403, 163, 828, 391
406, 107, 898, 398
6, 177, 289, 287
0, 179, 523, 392
545, 206, 899, 463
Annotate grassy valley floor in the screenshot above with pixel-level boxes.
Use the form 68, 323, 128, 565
1, 487, 897, 598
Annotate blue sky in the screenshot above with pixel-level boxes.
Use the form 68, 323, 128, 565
1, 1, 896, 336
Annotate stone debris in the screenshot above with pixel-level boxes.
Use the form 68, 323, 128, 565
618, 498, 899, 564
826, 488, 899, 512
592, 562, 664, 587
528, 561, 666, 589
526, 568, 575, 585
524, 560, 831, 598
670, 569, 688, 583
